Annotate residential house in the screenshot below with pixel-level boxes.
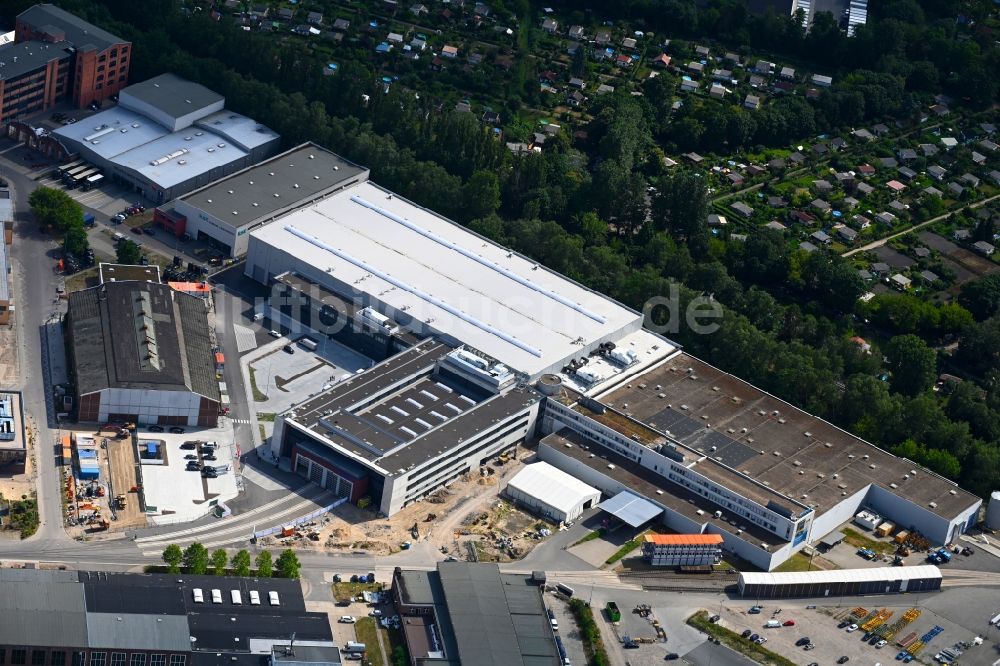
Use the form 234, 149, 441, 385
333, 18, 350, 30
709, 83, 728, 99
749, 75, 765, 88
897, 167, 917, 181
812, 143, 829, 156
888, 200, 908, 214
973, 241, 995, 256
726, 172, 743, 186
953, 229, 971, 241
989, 170, 1000, 186
541, 18, 558, 33
755, 60, 774, 75
765, 221, 787, 232
622, 37, 637, 49
595, 30, 612, 45
597, 83, 615, 94
961, 173, 980, 188
250, 4, 269, 18
387, 32, 404, 43
799, 241, 819, 253
876, 211, 897, 225
872, 123, 890, 136
652, 53, 671, 68
929, 103, 950, 116
898, 148, 918, 161
852, 215, 872, 230
410, 4, 428, 15
680, 79, 699, 92
841, 196, 860, 210
375, 42, 392, 54
858, 269, 873, 281
914, 247, 930, 259
441, 45, 459, 58
887, 179, 907, 193
811, 199, 831, 214
891, 274, 912, 290
788, 151, 806, 165
747, 165, 765, 177
277, 7, 293, 20
566, 90, 586, 107
920, 143, 939, 157
724, 52, 740, 64
712, 69, 733, 82
924, 186, 944, 198
780, 66, 795, 79
811, 73, 833, 87
567, 25, 585, 40
768, 158, 786, 171
852, 128, 874, 141
920, 270, 939, 284
687, 61, 704, 74
856, 182, 875, 196
971, 151, 987, 165
941, 137, 958, 149
811, 230, 832, 245
684, 152, 704, 164
927, 165, 947, 181
767, 196, 787, 207
980, 139, 999, 152
474, 2, 490, 16
857, 163, 876, 176
615, 54, 633, 68
830, 137, 848, 151
870, 262, 890, 275
789, 210, 817, 225
307, 11, 323, 24
410, 37, 427, 51
568, 77, 586, 90
695, 45, 710, 57
812, 180, 833, 193
482, 110, 500, 125
707, 214, 728, 227
455, 100, 471, 113
981, 122, 997, 135
834, 172, 854, 187
948, 182, 965, 197
837, 226, 858, 243
744, 94, 761, 111
730, 201, 754, 218
879, 157, 899, 168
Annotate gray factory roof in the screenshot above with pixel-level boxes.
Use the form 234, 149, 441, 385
115, 126, 250, 189
437, 563, 560, 666
251, 180, 643, 377
285, 339, 539, 474
178, 143, 368, 226
18, 4, 126, 51
196, 110, 280, 152
53, 107, 169, 160
68, 281, 219, 400
121, 73, 224, 121
593, 353, 980, 520
86, 613, 191, 651
0, 39, 70, 80
0, 574, 89, 648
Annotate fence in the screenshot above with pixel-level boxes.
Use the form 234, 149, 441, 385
252, 497, 348, 539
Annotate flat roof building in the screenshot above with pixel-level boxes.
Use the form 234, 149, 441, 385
51, 74, 280, 203
0, 392, 26, 467
66, 280, 220, 427
392, 562, 560, 665
162, 143, 368, 256
738, 565, 941, 599
245, 180, 644, 378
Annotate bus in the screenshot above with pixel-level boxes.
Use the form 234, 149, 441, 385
82, 173, 104, 191
70, 168, 99, 188
57, 159, 85, 176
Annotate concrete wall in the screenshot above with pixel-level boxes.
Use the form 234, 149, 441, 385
97, 387, 205, 426
809, 485, 870, 545
866, 484, 980, 546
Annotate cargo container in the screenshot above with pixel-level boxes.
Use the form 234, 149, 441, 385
895, 530, 910, 544
875, 522, 895, 538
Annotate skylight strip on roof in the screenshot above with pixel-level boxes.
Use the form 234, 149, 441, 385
350, 195, 607, 324
285, 225, 543, 358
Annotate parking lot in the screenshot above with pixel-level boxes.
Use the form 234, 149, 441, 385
546, 592, 588, 666
133, 425, 240, 524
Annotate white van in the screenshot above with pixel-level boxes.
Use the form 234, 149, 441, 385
211, 589, 222, 604
249, 590, 261, 606
231, 590, 242, 605
192, 588, 204, 603
268, 591, 280, 606
765, 620, 781, 628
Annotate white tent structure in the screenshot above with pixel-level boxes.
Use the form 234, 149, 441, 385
505, 462, 601, 522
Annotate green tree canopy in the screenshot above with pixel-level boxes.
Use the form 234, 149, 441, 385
162, 544, 183, 574
63, 226, 90, 257
231, 549, 252, 577
276, 549, 301, 579
885, 334, 937, 396
255, 550, 273, 577
116, 239, 142, 265
211, 549, 229, 576
959, 274, 1000, 321
183, 542, 209, 575
29, 187, 83, 234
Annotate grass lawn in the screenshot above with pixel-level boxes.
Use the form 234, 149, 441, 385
354, 617, 383, 666
65, 266, 99, 292
605, 530, 648, 566
571, 528, 605, 547
773, 552, 816, 572
687, 610, 798, 666
842, 527, 895, 554
332, 580, 382, 602
248, 366, 268, 402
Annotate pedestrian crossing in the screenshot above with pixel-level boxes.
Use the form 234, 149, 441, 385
233, 324, 258, 353
230, 418, 251, 424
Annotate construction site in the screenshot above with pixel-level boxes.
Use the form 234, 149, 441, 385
63, 426, 146, 536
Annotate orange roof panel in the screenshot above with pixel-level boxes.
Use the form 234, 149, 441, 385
168, 281, 211, 293
644, 534, 724, 546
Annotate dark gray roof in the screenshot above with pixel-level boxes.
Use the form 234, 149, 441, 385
121, 73, 224, 121
0, 40, 72, 80
68, 281, 219, 400
18, 4, 127, 51
437, 563, 560, 666
178, 143, 368, 228
0, 570, 89, 648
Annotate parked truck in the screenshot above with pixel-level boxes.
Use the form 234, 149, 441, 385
606, 601, 621, 622
83, 213, 96, 227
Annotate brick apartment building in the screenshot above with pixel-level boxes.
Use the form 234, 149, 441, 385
0, 4, 130, 126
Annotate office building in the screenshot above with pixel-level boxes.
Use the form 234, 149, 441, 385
0, 4, 131, 127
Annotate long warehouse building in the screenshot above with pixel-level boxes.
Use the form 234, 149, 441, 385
738, 565, 943, 599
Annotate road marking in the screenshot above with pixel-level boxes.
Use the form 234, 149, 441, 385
230, 418, 251, 424
233, 324, 258, 353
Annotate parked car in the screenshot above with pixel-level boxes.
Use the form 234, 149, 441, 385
838, 657, 850, 664
335, 600, 352, 607
338, 616, 356, 624
847, 624, 859, 632
796, 638, 811, 647
169, 427, 185, 434
749, 634, 759, 642
741, 630, 752, 638
148, 425, 163, 432
804, 643, 815, 651
202, 453, 217, 462
131, 227, 143, 235
749, 606, 762, 614
283, 344, 295, 354
709, 615, 720, 623
202, 468, 218, 478
783, 620, 795, 626
877, 640, 888, 649
269, 330, 281, 338
181, 441, 198, 450
184, 454, 198, 460
838, 621, 851, 629
664, 654, 679, 661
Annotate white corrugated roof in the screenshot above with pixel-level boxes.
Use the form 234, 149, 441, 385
740, 564, 941, 587
506, 462, 600, 514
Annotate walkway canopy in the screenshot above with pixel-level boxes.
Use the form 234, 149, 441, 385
598, 491, 662, 527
